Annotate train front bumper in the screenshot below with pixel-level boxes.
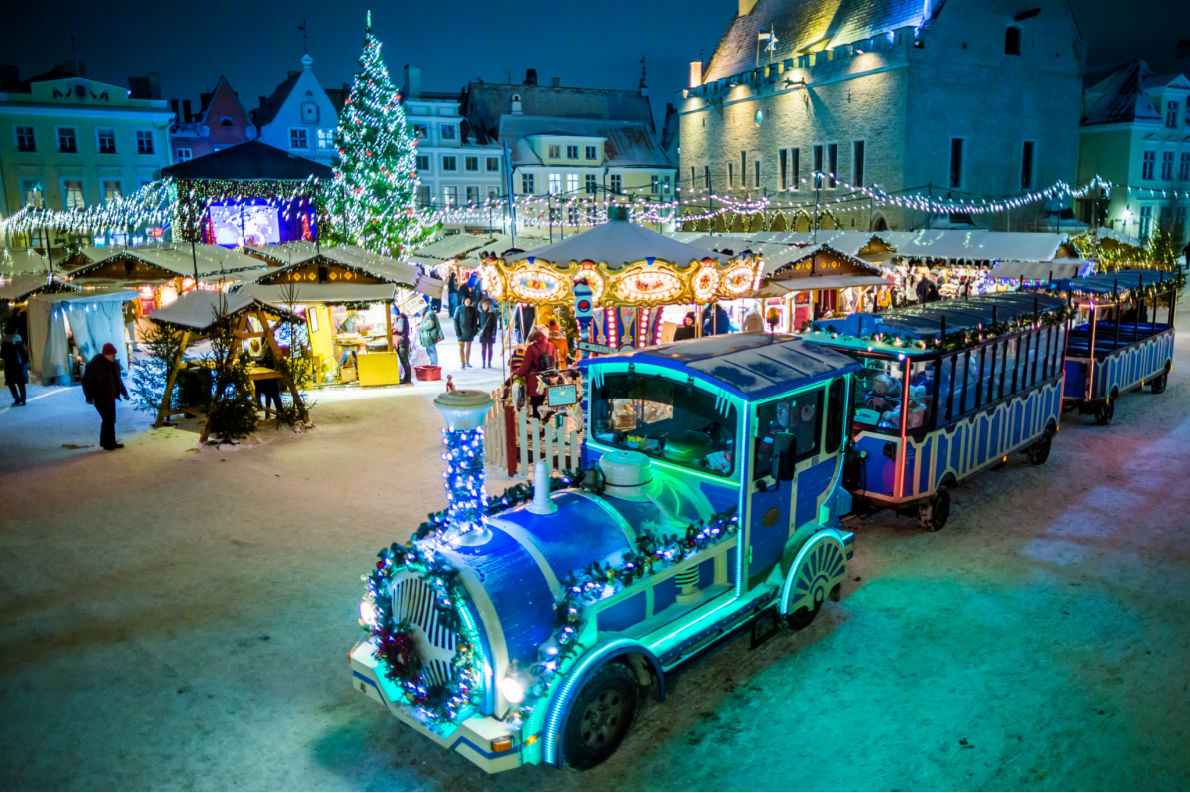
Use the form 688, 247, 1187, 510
349, 640, 531, 773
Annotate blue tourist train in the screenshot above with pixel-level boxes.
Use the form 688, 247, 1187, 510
802, 293, 1070, 530
349, 334, 864, 771
1034, 269, 1178, 425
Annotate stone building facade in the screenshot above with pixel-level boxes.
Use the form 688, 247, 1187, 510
678, 0, 1084, 231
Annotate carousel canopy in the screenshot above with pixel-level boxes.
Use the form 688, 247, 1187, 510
483, 212, 759, 307
149, 290, 301, 332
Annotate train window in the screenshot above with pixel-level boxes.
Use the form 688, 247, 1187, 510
985, 342, 999, 403
592, 373, 737, 477
939, 353, 956, 421
825, 378, 846, 453
960, 350, 979, 413
754, 388, 823, 478
853, 355, 903, 434
908, 360, 936, 430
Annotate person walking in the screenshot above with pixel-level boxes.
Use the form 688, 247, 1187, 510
2, 331, 29, 405
418, 309, 444, 367
446, 271, 459, 316
393, 308, 412, 385
82, 342, 129, 450
453, 295, 479, 369
477, 300, 498, 369
515, 325, 557, 418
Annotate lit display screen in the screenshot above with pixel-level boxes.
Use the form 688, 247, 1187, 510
210, 204, 280, 247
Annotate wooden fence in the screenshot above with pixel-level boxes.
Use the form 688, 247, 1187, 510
483, 389, 583, 477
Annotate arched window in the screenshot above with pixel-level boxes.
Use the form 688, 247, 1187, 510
1005, 26, 1022, 55
219, 116, 234, 127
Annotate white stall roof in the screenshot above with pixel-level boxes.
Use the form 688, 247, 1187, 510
235, 282, 398, 304
0, 274, 78, 301
149, 290, 298, 330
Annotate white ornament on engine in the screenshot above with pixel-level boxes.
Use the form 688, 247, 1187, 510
599, 450, 655, 500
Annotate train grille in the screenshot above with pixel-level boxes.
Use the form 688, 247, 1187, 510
390, 574, 461, 691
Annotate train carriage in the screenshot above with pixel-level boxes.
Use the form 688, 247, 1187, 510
350, 335, 865, 772
804, 293, 1070, 530
1035, 270, 1178, 425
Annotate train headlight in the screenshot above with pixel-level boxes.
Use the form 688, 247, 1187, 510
500, 674, 527, 704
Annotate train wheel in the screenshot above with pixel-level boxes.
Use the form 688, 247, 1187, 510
917, 485, 951, 532
1026, 431, 1052, 465
562, 663, 637, 770
1094, 399, 1114, 425
781, 533, 847, 630
1151, 373, 1168, 394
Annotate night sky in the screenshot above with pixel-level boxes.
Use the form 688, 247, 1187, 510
6, 0, 1186, 123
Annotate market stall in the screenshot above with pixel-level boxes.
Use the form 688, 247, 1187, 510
236, 242, 416, 386
147, 290, 305, 440
756, 243, 892, 331
25, 287, 137, 385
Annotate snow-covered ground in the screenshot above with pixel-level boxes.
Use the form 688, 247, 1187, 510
2, 301, 1190, 790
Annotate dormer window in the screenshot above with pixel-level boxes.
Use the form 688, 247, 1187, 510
301, 101, 319, 124
1166, 100, 1179, 129
1005, 26, 1022, 55
548, 144, 560, 158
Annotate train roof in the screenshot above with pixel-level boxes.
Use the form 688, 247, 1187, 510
806, 292, 1069, 354
580, 333, 861, 401
1045, 268, 1179, 299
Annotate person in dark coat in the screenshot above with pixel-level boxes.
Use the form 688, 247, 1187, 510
477, 299, 498, 369
672, 312, 697, 342
82, 342, 129, 450
701, 303, 731, 336
915, 275, 936, 304
446, 271, 459, 315
513, 303, 536, 343
2, 332, 29, 405
393, 309, 412, 384
453, 296, 479, 368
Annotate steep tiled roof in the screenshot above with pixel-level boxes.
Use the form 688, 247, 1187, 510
1082, 60, 1161, 125
252, 71, 300, 128
465, 82, 653, 142
498, 116, 671, 168
703, 0, 938, 83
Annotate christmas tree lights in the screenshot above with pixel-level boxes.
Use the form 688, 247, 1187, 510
327, 12, 438, 259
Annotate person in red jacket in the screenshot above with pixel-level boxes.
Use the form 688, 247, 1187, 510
514, 325, 556, 418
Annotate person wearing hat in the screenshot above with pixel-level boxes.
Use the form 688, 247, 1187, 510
673, 312, 697, 341
2, 331, 29, 405
82, 343, 130, 450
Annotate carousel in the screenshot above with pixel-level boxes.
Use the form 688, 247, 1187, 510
478, 207, 763, 355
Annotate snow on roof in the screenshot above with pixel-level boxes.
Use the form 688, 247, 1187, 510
762, 243, 883, 279
1082, 60, 1164, 126
148, 290, 299, 331
1, 249, 53, 275
235, 282, 398, 304
29, 287, 136, 305
74, 243, 266, 280
505, 218, 728, 269
408, 233, 496, 261
465, 81, 653, 142
243, 242, 416, 286
882, 230, 1072, 262
989, 260, 1090, 280
498, 115, 671, 168
0, 274, 78, 301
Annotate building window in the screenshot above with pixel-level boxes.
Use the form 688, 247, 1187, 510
135, 129, 155, 155
779, 149, 788, 190
487, 186, 500, 200
948, 137, 964, 189
102, 180, 122, 204
486, 156, 499, 172
176, 148, 193, 162
727, 162, 734, 188
568, 206, 580, 225
96, 128, 116, 154
1166, 101, 1179, 129
663, 174, 671, 194
300, 101, 319, 124
585, 173, 598, 194
61, 179, 84, 209
521, 173, 535, 193
791, 148, 800, 189
411, 123, 428, 139
1179, 152, 1190, 181
1021, 140, 1035, 189
1138, 205, 1152, 238
852, 140, 865, 187
19, 178, 44, 206
548, 172, 562, 194
317, 128, 334, 148
1141, 150, 1155, 180
14, 125, 35, 152
1005, 26, 1022, 55
289, 128, 308, 149
651, 174, 660, 194
57, 126, 78, 153
440, 124, 456, 140
813, 144, 824, 187
566, 173, 579, 194
548, 144, 560, 159
585, 145, 597, 160
754, 159, 761, 188
442, 155, 457, 171
443, 185, 457, 206
417, 185, 431, 207
566, 145, 578, 159
1161, 151, 1174, 181
704, 165, 710, 189
740, 150, 747, 188
466, 185, 479, 203
416, 154, 430, 171
1176, 206, 1187, 238
1159, 205, 1172, 233
610, 174, 622, 194
827, 143, 838, 187
220, 116, 234, 127
465, 156, 479, 172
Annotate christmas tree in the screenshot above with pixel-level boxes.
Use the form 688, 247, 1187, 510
328, 12, 437, 258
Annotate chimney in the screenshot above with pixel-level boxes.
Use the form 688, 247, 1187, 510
170, 98, 180, 117
689, 60, 703, 87
147, 72, 161, 99
524, 68, 537, 86
738, 0, 759, 15
551, 76, 559, 88
404, 65, 421, 99
183, 99, 193, 122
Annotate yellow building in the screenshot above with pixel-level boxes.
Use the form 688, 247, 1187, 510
0, 66, 174, 245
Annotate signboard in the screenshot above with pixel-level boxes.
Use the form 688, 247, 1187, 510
547, 384, 578, 407
578, 341, 634, 355
147, 227, 165, 239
